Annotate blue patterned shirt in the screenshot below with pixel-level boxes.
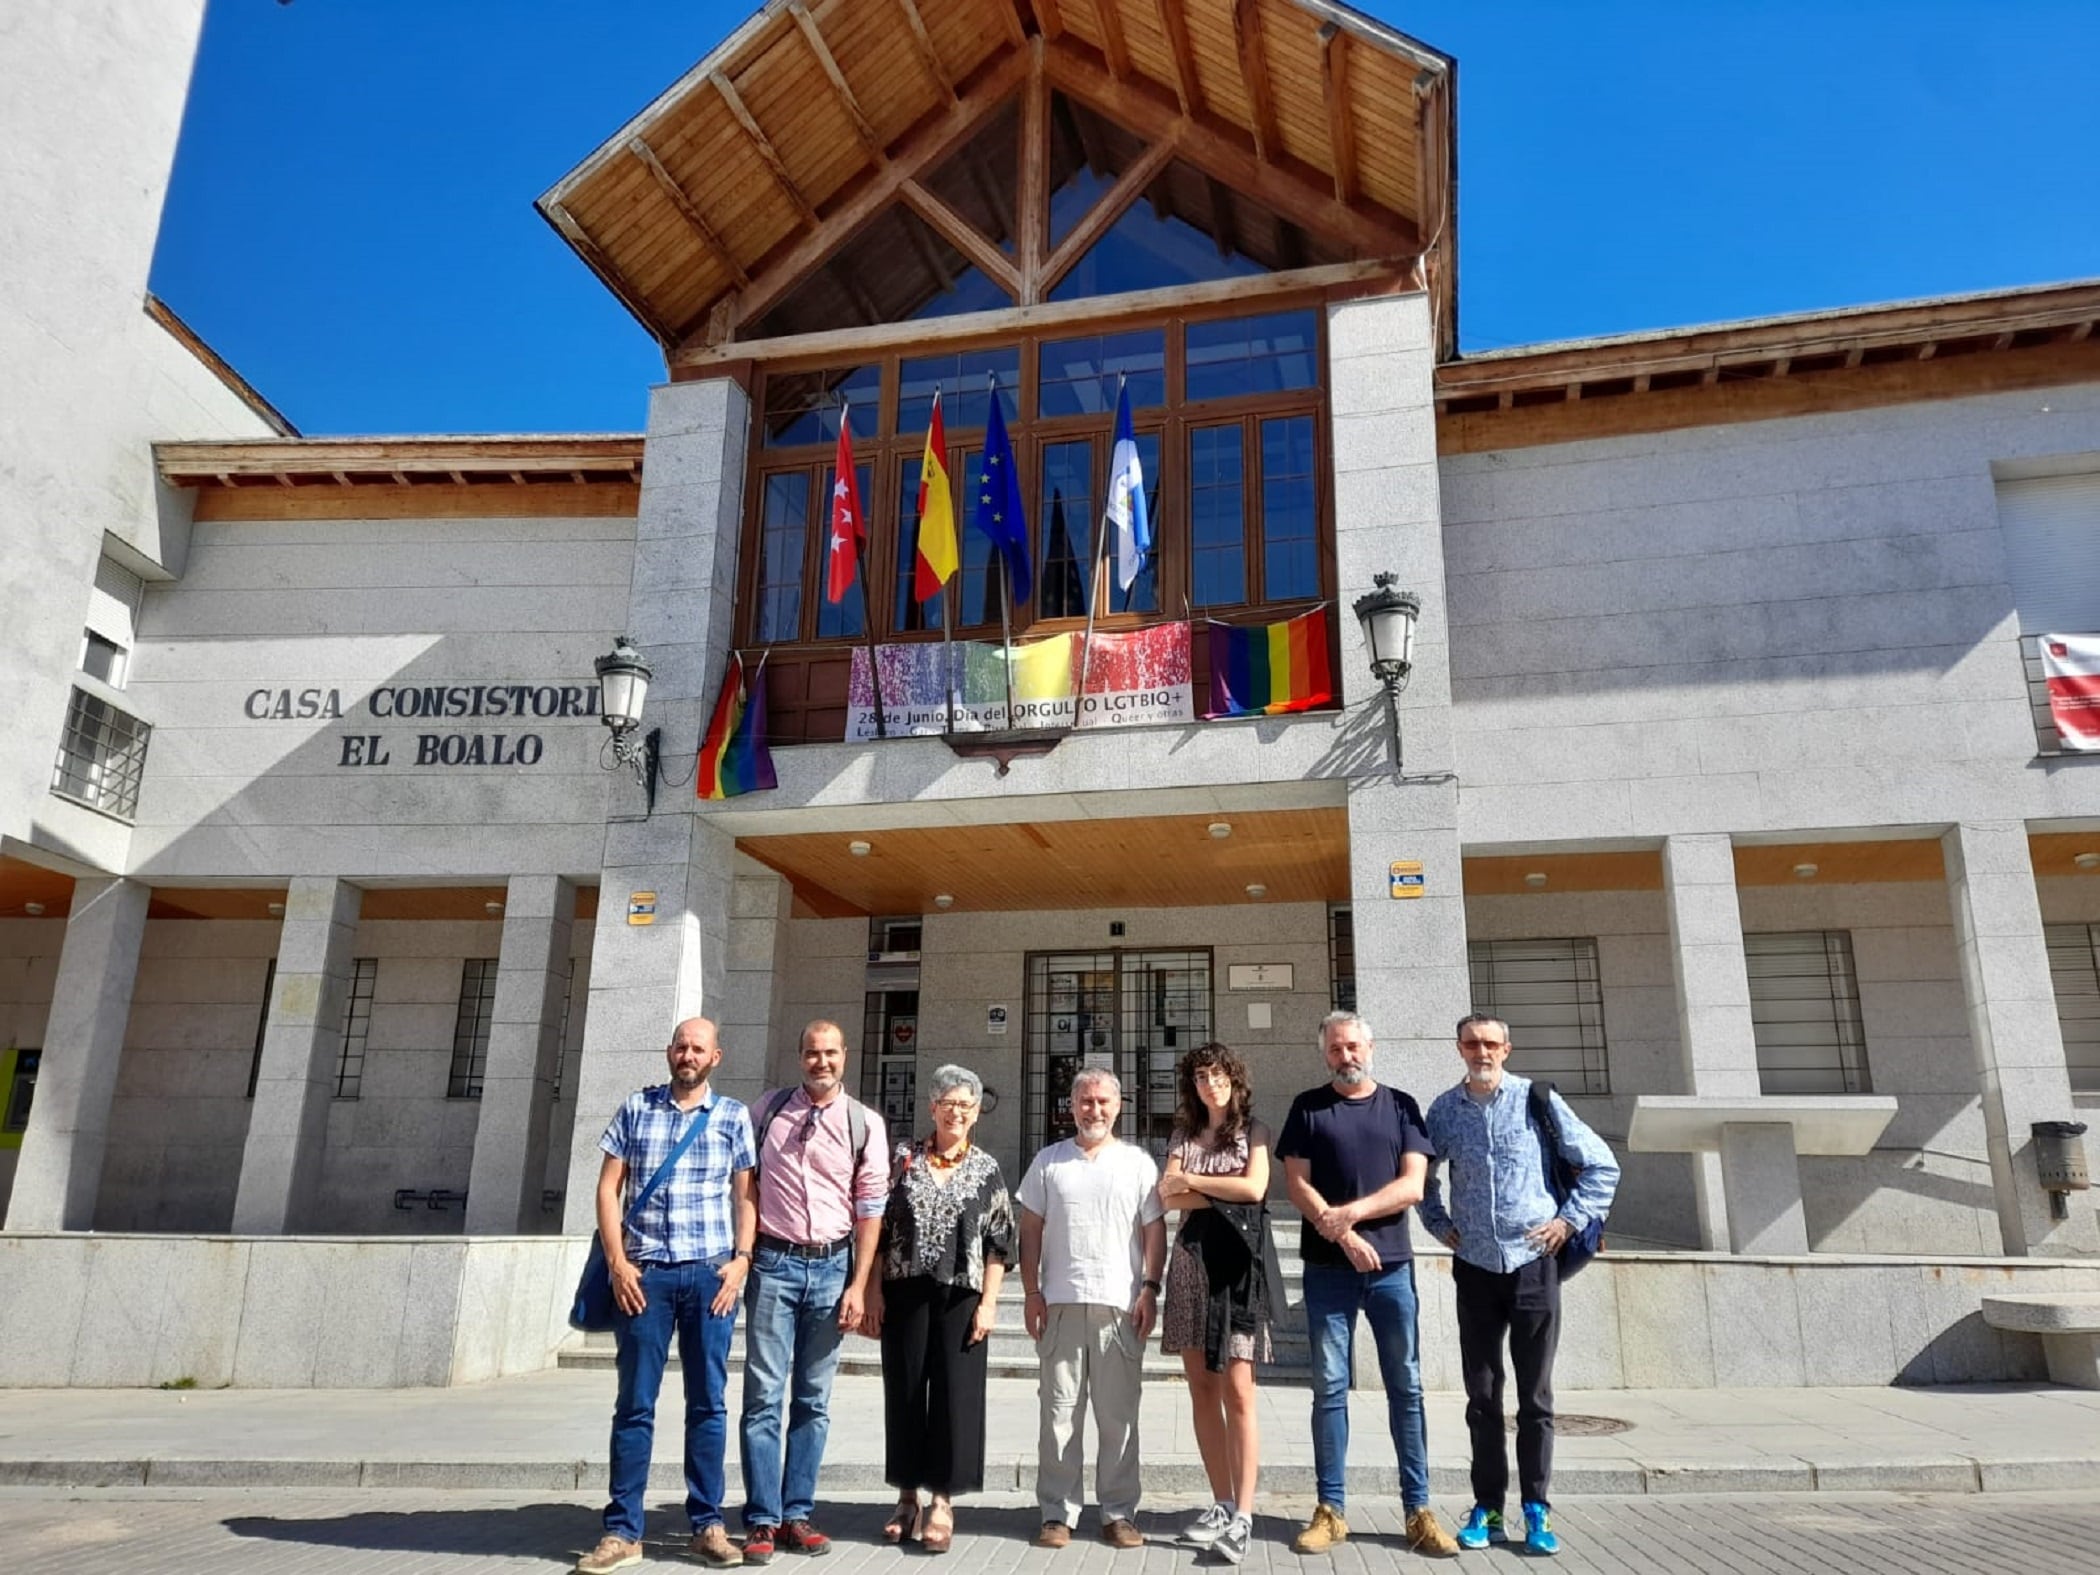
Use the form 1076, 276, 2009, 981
599, 1084, 756, 1264
1418, 1073, 1620, 1274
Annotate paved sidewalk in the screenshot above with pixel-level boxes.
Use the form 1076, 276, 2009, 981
1, 1371, 2096, 1499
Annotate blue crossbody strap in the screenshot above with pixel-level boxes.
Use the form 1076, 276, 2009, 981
623, 1100, 714, 1227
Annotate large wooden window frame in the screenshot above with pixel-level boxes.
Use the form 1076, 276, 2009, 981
737, 298, 1332, 661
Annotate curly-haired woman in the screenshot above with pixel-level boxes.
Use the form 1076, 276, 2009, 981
1157, 1042, 1275, 1565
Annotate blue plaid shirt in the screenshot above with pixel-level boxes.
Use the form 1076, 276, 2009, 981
1418, 1073, 1620, 1274
599, 1085, 756, 1265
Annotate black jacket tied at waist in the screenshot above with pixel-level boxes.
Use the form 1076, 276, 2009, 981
1178, 1201, 1271, 1374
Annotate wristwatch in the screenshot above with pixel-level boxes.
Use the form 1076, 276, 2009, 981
1142, 1278, 1163, 1295
733, 1248, 752, 1260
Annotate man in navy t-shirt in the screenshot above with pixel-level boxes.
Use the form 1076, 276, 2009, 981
1275, 1011, 1456, 1559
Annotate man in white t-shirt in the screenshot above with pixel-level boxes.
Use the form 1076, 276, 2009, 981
1017, 1068, 1166, 1551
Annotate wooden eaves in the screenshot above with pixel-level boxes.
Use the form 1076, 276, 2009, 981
1435, 279, 2100, 452
155, 436, 645, 490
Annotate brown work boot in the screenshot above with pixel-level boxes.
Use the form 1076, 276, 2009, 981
576, 1534, 643, 1573
1100, 1519, 1144, 1549
1034, 1522, 1072, 1549
1292, 1504, 1348, 1555
690, 1523, 745, 1567
1405, 1508, 1459, 1557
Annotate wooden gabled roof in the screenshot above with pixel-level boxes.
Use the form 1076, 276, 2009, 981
539, 0, 1454, 357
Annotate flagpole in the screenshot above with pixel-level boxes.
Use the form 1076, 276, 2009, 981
990, 372, 1017, 729
1075, 373, 1124, 731
841, 397, 888, 739
936, 385, 956, 736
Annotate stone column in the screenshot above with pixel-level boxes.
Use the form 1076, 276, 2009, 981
1942, 821, 2099, 1255
465, 875, 577, 1234
718, 856, 793, 1110
3, 877, 150, 1230
1661, 833, 1773, 1250
564, 376, 750, 1234
1328, 292, 1468, 1102
231, 876, 360, 1234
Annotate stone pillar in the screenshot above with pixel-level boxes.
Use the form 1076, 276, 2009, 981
1942, 821, 2099, 1256
718, 856, 793, 1110
1717, 1123, 1810, 1254
465, 875, 577, 1234
1328, 292, 1468, 1103
565, 376, 750, 1234
3, 877, 150, 1230
231, 876, 359, 1234
1662, 833, 1764, 1251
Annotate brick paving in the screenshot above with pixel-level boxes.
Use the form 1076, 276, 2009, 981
6, 1487, 2099, 1575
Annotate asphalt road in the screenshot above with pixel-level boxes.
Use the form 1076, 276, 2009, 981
7, 1487, 2098, 1575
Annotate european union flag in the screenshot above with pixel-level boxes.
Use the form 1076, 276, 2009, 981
972, 390, 1032, 607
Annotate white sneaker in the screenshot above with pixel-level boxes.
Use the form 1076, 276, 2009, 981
1176, 1504, 1233, 1549
1212, 1516, 1252, 1565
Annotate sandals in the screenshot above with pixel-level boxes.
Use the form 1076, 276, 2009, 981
920, 1500, 954, 1556
882, 1500, 921, 1546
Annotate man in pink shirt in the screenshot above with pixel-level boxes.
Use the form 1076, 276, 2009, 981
737, 1020, 889, 1561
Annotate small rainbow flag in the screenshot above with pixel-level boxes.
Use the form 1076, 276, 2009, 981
1205, 606, 1334, 717
696, 652, 777, 799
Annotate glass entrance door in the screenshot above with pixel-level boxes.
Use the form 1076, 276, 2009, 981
1024, 949, 1213, 1160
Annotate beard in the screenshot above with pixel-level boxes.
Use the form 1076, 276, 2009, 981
1332, 1064, 1370, 1088
1075, 1117, 1114, 1142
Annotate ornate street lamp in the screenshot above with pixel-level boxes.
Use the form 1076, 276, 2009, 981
1352, 574, 1421, 774
595, 635, 661, 813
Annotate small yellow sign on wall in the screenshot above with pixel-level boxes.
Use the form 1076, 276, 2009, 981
1389, 860, 1424, 899
628, 891, 657, 926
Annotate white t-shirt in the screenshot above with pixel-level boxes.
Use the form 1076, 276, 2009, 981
1017, 1137, 1165, 1308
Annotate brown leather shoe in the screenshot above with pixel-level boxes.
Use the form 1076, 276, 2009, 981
1100, 1519, 1144, 1550
1034, 1522, 1072, 1549
576, 1534, 643, 1573
691, 1523, 745, 1567
1405, 1508, 1459, 1557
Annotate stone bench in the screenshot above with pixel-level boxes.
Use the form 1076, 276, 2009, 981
1980, 1292, 2100, 1388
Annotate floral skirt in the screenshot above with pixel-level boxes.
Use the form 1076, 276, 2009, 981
1159, 1240, 1273, 1364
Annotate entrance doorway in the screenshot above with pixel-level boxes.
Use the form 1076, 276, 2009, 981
1023, 949, 1213, 1159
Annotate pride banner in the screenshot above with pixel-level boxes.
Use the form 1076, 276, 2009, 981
1205, 606, 1334, 717
847, 624, 1192, 739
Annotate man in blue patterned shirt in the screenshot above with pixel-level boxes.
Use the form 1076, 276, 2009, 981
1419, 1013, 1619, 1559
579, 1017, 758, 1575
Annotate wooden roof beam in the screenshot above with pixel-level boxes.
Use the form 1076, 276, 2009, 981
900, 179, 1025, 300
700, 46, 1033, 344
1018, 37, 1049, 303
1041, 40, 1417, 258
788, 2, 884, 161
677, 257, 1405, 369
1094, 0, 1132, 79
712, 71, 820, 228
1156, 0, 1201, 116
1233, 0, 1282, 164
1027, 0, 1067, 42
1041, 135, 1180, 296
541, 202, 675, 346
1205, 175, 1239, 260
627, 136, 751, 288
895, 0, 958, 102
1319, 23, 1358, 206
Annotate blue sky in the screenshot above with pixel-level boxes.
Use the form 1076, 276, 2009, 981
152, 1, 2100, 436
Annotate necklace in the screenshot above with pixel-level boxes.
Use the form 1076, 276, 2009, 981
925, 1141, 970, 1171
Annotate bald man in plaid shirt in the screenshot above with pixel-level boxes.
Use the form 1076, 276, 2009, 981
579, 1017, 757, 1575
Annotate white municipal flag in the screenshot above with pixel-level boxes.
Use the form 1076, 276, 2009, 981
1105, 379, 1151, 593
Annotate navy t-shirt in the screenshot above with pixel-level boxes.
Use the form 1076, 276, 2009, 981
1275, 1082, 1435, 1267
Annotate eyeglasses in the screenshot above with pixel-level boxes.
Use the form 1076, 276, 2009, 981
933, 1099, 977, 1113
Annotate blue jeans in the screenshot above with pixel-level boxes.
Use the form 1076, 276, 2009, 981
739, 1246, 850, 1527
606, 1259, 738, 1541
1302, 1259, 1431, 1512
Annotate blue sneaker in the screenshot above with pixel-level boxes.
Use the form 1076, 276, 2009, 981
1456, 1507, 1505, 1549
1522, 1502, 1559, 1557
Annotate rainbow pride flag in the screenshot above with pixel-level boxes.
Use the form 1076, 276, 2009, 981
696, 652, 777, 799
1205, 606, 1334, 717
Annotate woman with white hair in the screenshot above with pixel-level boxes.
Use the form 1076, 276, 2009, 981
862, 1063, 1014, 1554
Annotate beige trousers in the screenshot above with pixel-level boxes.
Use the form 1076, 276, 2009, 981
1036, 1300, 1145, 1527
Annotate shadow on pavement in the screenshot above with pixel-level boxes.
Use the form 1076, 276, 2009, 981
220, 1500, 1293, 1561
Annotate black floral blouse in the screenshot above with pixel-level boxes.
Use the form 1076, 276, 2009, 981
876, 1144, 1016, 1292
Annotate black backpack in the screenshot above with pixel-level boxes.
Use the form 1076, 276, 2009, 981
1525, 1079, 1605, 1279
